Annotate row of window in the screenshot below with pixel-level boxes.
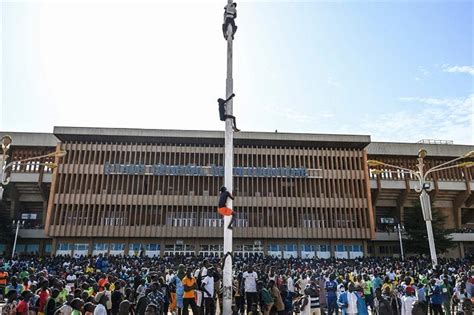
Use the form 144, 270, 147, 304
52, 207, 370, 229
56, 242, 363, 254
57, 174, 367, 199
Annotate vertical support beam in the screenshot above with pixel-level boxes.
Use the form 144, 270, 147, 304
362, 149, 375, 239
45, 143, 61, 235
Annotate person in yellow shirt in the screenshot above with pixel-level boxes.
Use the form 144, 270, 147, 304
181, 268, 199, 315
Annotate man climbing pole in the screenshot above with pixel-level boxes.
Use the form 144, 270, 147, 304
218, 186, 236, 230
222, 2, 237, 39
218, 93, 240, 132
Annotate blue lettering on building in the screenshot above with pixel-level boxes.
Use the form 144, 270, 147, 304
104, 163, 308, 178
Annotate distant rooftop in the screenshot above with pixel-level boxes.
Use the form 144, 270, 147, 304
417, 139, 454, 145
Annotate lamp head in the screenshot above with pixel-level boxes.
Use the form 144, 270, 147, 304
1, 135, 12, 152
457, 161, 474, 168
463, 151, 474, 159
418, 148, 427, 159
367, 160, 384, 167
47, 150, 67, 158
370, 169, 384, 175
44, 163, 58, 169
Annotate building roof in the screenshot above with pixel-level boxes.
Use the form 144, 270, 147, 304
53, 126, 371, 149
0, 132, 58, 147
367, 142, 474, 158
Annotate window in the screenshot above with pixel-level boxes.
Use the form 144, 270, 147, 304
268, 244, 281, 252
26, 244, 39, 253
74, 244, 89, 251
301, 245, 314, 252
335, 244, 345, 252
146, 244, 160, 251
285, 244, 297, 251
45, 244, 52, 253
0, 244, 6, 254
57, 243, 73, 251
110, 243, 124, 251
16, 244, 27, 253
129, 243, 142, 251
94, 243, 109, 251
319, 245, 330, 252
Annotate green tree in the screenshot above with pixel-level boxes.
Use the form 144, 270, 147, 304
404, 201, 454, 255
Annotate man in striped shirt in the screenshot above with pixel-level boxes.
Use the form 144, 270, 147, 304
306, 284, 321, 315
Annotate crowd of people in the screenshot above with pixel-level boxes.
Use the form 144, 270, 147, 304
0, 254, 472, 315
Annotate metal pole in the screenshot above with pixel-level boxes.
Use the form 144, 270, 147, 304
419, 187, 437, 266
0, 155, 4, 202
12, 221, 20, 259
416, 153, 438, 267
222, 2, 234, 314
397, 223, 404, 261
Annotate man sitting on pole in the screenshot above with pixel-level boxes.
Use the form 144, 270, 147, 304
222, 2, 237, 39
218, 186, 237, 230
218, 93, 240, 132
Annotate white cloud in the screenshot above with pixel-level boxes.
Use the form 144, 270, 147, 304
442, 65, 474, 75
347, 95, 474, 144
327, 78, 340, 87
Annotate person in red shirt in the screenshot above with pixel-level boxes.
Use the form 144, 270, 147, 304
16, 290, 31, 315
38, 281, 50, 315
98, 275, 108, 292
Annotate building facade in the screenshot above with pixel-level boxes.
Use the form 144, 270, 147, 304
1, 127, 473, 258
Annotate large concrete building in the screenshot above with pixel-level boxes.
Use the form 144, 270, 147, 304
1, 127, 473, 258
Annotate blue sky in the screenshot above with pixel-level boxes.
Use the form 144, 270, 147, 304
1, 0, 473, 144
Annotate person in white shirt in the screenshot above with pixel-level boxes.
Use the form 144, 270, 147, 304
201, 268, 215, 315
94, 292, 108, 315
297, 274, 310, 295
338, 283, 358, 315
165, 270, 174, 284
242, 266, 258, 313
287, 272, 295, 298
401, 286, 417, 315
66, 273, 76, 293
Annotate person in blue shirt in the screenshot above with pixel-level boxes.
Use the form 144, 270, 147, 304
338, 283, 363, 315
325, 274, 339, 315
372, 273, 382, 292
429, 279, 443, 315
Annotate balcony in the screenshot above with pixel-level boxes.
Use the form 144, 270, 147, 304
18, 228, 50, 239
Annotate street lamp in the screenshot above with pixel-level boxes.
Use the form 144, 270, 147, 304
11, 220, 25, 259
0, 135, 67, 200
368, 149, 474, 267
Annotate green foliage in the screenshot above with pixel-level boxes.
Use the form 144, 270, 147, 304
404, 201, 454, 255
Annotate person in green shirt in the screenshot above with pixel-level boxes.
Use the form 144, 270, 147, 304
363, 274, 374, 312
257, 281, 273, 315
440, 278, 452, 315
19, 268, 29, 281
55, 282, 68, 304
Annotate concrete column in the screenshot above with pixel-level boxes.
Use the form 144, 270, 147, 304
42, 200, 48, 226
51, 238, 58, 257
459, 242, 465, 258
124, 238, 131, 256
